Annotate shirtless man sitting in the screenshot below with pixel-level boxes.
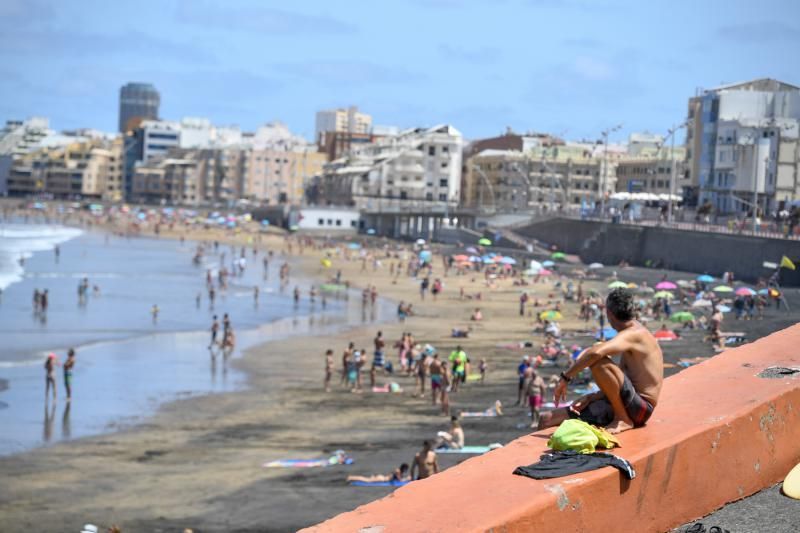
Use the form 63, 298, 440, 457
411, 441, 439, 480
434, 416, 465, 449
539, 288, 663, 434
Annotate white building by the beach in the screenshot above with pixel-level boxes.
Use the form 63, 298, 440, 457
316, 125, 463, 211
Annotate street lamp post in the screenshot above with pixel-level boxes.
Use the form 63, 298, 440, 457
666, 121, 689, 223
600, 124, 622, 218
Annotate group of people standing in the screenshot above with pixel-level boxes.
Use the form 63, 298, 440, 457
44, 349, 76, 403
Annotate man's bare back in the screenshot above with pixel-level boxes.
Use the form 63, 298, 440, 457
615, 323, 663, 406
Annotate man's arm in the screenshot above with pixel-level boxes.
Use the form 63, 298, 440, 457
433, 455, 440, 474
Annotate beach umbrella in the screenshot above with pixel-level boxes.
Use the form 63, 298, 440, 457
539, 310, 562, 321
757, 288, 769, 296
416, 238, 426, 245
608, 281, 628, 289
366, 228, 376, 235
676, 280, 693, 288
717, 304, 732, 313
419, 250, 432, 261
670, 311, 695, 323
542, 260, 555, 267
465, 246, 478, 254
627, 282, 638, 289
478, 238, 492, 246
712, 285, 733, 293
636, 286, 655, 294
320, 258, 332, 268
500, 257, 517, 265
261, 219, 270, 226
347, 242, 361, 250
692, 299, 712, 308
493, 255, 505, 263
453, 254, 469, 262
538, 269, 553, 276
482, 256, 494, 264
595, 327, 618, 340
551, 252, 566, 260
655, 281, 677, 290
697, 274, 714, 283
654, 329, 678, 341
289, 224, 299, 231
735, 287, 756, 296
588, 262, 604, 269
469, 255, 482, 262
530, 260, 543, 270
653, 290, 674, 299
523, 268, 539, 276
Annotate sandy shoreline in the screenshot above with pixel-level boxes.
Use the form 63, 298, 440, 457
1, 220, 798, 532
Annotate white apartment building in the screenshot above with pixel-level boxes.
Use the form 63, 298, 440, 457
141, 120, 181, 161
0, 117, 54, 157
686, 78, 800, 212
315, 106, 372, 143
317, 125, 463, 210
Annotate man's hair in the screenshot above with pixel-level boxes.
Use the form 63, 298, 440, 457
399, 463, 409, 473
606, 288, 635, 321
423, 440, 430, 447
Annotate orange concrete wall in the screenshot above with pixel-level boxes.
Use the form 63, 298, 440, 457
305, 324, 800, 532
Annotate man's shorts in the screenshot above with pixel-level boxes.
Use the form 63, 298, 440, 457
569, 374, 654, 427
529, 394, 543, 409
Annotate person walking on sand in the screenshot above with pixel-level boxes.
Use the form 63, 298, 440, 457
341, 342, 355, 387
525, 367, 545, 428
370, 331, 386, 387
45, 353, 58, 403
324, 349, 334, 392
410, 441, 439, 480
63, 348, 76, 402
429, 353, 443, 406
209, 315, 219, 349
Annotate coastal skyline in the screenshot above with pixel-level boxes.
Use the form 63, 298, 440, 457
2, 0, 799, 141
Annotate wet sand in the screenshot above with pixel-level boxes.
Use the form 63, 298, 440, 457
1, 227, 797, 532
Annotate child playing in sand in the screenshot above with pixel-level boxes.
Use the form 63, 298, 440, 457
479, 358, 487, 384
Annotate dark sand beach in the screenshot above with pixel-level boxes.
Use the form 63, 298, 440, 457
1, 223, 798, 532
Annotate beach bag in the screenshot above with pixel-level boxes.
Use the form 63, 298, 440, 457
547, 419, 620, 454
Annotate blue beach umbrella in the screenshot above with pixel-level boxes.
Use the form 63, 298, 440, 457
366, 228, 376, 235
261, 219, 270, 226
542, 260, 555, 267
500, 257, 517, 265
595, 327, 617, 340
697, 274, 714, 283
419, 250, 432, 261
347, 243, 361, 250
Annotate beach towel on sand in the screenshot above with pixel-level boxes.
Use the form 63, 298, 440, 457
263, 450, 353, 468
435, 444, 502, 454
349, 480, 410, 487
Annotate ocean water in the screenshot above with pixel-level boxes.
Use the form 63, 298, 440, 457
0, 225, 393, 455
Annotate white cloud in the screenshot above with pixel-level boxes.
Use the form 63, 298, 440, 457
571, 56, 615, 81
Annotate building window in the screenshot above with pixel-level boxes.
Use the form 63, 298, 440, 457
441, 161, 448, 168
400, 191, 408, 199
426, 192, 433, 200
439, 179, 448, 187
439, 193, 447, 201
428, 146, 435, 156
327, 219, 333, 225
351, 220, 357, 227
442, 145, 449, 153
318, 218, 324, 225
335, 219, 342, 226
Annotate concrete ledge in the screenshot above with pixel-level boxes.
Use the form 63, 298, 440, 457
304, 325, 800, 532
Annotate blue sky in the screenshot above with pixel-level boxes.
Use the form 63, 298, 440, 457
1, 0, 798, 142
